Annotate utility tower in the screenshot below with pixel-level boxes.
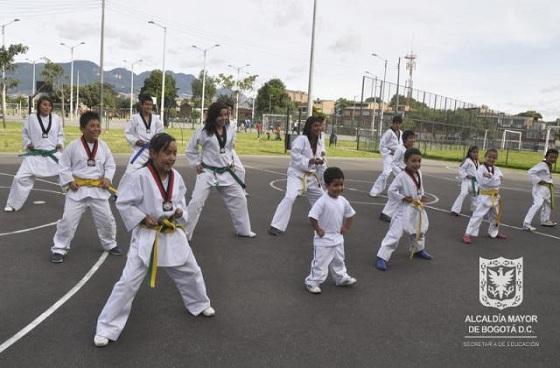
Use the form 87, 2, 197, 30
404, 51, 416, 102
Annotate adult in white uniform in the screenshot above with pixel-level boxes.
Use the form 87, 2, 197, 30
380, 130, 416, 222
450, 146, 479, 216
268, 116, 326, 236
50, 111, 120, 263
376, 148, 432, 271
123, 95, 164, 176
185, 102, 255, 240
369, 115, 403, 197
94, 133, 214, 347
4, 96, 64, 212
522, 149, 558, 231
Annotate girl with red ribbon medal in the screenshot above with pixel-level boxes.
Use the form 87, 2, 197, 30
94, 133, 214, 348
375, 148, 432, 271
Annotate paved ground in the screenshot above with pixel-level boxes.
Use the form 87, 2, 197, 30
0, 154, 559, 367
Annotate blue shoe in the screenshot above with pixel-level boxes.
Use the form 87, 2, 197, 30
414, 250, 432, 260
375, 257, 387, 271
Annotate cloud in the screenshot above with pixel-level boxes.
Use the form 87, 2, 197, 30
328, 33, 361, 54
256, 0, 306, 27
55, 21, 98, 41
541, 84, 560, 94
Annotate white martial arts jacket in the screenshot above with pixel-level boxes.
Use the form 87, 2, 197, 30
287, 135, 326, 179
379, 128, 402, 157
59, 138, 116, 201
116, 167, 190, 267
458, 158, 479, 180
185, 124, 238, 186
475, 164, 503, 208
20, 113, 65, 176
125, 113, 164, 163
391, 144, 406, 176
528, 161, 553, 200
388, 169, 429, 235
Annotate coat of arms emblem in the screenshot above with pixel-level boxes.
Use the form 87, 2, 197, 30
479, 257, 523, 310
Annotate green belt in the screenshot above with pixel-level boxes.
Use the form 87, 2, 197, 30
471, 177, 478, 196
19, 148, 59, 163
201, 162, 246, 189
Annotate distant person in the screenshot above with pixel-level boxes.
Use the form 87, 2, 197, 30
450, 146, 479, 216
522, 148, 558, 231
4, 96, 64, 212
256, 121, 263, 138
305, 167, 357, 294
369, 115, 403, 197
274, 126, 282, 141
329, 130, 338, 147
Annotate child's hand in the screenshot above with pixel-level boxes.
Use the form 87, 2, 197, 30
100, 178, 111, 189
69, 181, 80, 191
315, 158, 324, 165
135, 140, 146, 147
538, 180, 549, 185
174, 208, 183, 218
142, 215, 159, 227
316, 228, 325, 237
403, 196, 413, 203
420, 195, 429, 203
483, 172, 492, 178
196, 164, 204, 174
27, 144, 34, 150
55, 144, 63, 151
340, 225, 350, 235
466, 175, 474, 179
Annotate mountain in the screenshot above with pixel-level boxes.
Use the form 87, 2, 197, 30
7, 60, 195, 97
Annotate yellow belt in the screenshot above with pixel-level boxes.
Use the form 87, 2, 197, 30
144, 217, 183, 288
539, 182, 555, 209
73, 177, 118, 196
410, 199, 425, 259
300, 172, 321, 194
479, 188, 503, 224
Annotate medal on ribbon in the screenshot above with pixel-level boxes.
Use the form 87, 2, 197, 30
80, 136, 98, 167
147, 162, 175, 212
37, 113, 52, 139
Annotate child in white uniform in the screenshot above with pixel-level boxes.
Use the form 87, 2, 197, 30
50, 111, 120, 263
376, 148, 432, 271
4, 96, 64, 212
94, 133, 214, 347
305, 167, 356, 294
522, 149, 558, 231
462, 148, 507, 244
369, 115, 403, 197
185, 102, 255, 240
450, 146, 479, 216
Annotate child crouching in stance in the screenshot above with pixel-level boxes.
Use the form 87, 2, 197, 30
305, 167, 357, 294
376, 148, 432, 271
94, 133, 214, 347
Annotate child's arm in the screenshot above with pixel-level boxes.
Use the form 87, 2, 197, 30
101, 144, 116, 188
340, 216, 353, 235
124, 117, 139, 147
185, 128, 203, 173
309, 217, 325, 237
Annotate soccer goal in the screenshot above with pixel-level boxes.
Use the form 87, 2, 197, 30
262, 114, 291, 131
501, 130, 522, 150
543, 126, 560, 155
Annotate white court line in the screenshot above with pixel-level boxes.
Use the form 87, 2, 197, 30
0, 252, 109, 354
0, 172, 61, 187
0, 185, 64, 196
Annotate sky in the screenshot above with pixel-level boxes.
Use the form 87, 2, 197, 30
2, 0, 560, 120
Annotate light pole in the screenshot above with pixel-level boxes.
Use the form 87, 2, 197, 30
372, 53, 387, 140
60, 41, 85, 121
2, 18, 20, 128
227, 63, 250, 123
306, 0, 317, 118
123, 58, 142, 118
192, 44, 220, 125
148, 20, 167, 123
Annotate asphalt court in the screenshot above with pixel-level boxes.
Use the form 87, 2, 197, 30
1, 155, 559, 367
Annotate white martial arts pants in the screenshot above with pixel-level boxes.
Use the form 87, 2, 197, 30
523, 189, 552, 225
465, 197, 499, 237
377, 212, 426, 261
95, 252, 211, 341
185, 176, 252, 240
6, 159, 60, 211
450, 181, 477, 214
232, 150, 246, 185
270, 174, 323, 232
381, 196, 399, 218
51, 197, 117, 255
369, 154, 393, 196
305, 244, 351, 287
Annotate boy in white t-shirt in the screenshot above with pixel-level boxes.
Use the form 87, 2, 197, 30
305, 167, 357, 294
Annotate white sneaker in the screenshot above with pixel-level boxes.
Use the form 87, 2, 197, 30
541, 221, 557, 227
338, 277, 357, 287
4, 205, 15, 212
368, 192, 379, 198
93, 335, 109, 347
202, 306, 216, 317
237, 231, 256, 238
306, 284, 322, 294
522, 223, 536, 232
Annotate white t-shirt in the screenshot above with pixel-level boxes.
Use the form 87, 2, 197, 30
308, 193, 356, 247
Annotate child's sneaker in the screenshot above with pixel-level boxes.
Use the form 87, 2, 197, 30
450, 211, 459, 217
50, 253, 64, 263
375, 257, 387, 271
541, 220, 557, 227
306, 284, 322, 294
3, 205, 15, 212
494, 233, 507, 240
202, 307, 216, 317
109, 245, 123, 255
267, 226, 282, 236
93, 335, 109, 347
338, 277, 357, 287
413, 250, 433, 260
462, 234, 472, 244
522, 223, 536, 232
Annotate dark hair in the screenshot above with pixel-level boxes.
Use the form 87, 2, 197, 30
402, 130, 415, 142
485, 148, 498, 157
36, 95, 53, 111
323, 167, 344, 185
80, 111, 100, 129
139, 95, 153, 105
204, 102, 229, 136
149, 132, 176, 154
465, 146, 479, 160
302, 116, 322, 141
225, 101, 234, 110
545, 148, 559, 157
404, 147, 422, 162
392, 114, 403, 124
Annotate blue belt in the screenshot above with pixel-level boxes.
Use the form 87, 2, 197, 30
130, 143, 150, 164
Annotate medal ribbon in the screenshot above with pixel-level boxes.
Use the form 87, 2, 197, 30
147, 162, 174, 204
216, 128, 227, 152
140, 113, 152, 132
484, 163, 494, 175
405, 168, 421, 191
37, 113, 52, 137
80, 136, 98, 163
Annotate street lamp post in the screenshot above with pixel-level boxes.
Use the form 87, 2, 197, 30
148, 20, 167, 123
25, 57, 46, 106
1, 18, 20, 128
123, 58, 142, 118
60, 41, 85, 121
192, 44, 220, 125
372, 53, 387, 140
306, 0, 317, 118
227, 63, 250, 124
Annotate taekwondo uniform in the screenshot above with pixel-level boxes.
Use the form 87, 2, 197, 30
123, 112, 164, 174
305, 192, 356, 288
95, 166, 211, 342
5, 113, 64, 211
270, 135, 326, 232
369, 127, 402, 196
465, 164, 503, 238
380, 144, 407, 219
523, 161, 555, 227
377, 169, 429, 262
51, 137, 118, 256
450, 158, 479, 214
185, 125, 254, 240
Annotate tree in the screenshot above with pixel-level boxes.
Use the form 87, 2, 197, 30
78, 82, 118, 109
517, 110, 542, 121
1, 43, 28, 127
255, 78, 291, 117
191, 70, 217, 107
139, 70, 178, 117
216, 73, 258, 93
335, 98, 352, 115
41, 59, 67, 120
215, 93, 235, 107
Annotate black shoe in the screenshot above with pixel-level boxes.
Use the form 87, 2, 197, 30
50, 253, 64, 263
379, 213, 391, 223
450, 211, 459, 217
109, 246, 123, 256
268, 226, 282, 236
